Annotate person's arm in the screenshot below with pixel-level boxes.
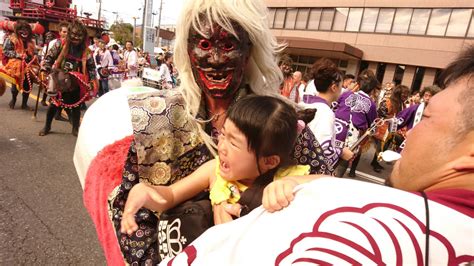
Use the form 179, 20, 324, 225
262, 174, 325, 213
2, 38, 21, 59
41, 40, 61, 72
120, 159, 215, 234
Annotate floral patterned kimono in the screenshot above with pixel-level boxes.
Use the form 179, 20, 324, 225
108, 88, 333, 264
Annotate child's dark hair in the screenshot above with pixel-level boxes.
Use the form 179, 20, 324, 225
226, 95, 298, 170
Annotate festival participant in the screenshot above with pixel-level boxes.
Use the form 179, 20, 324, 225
123, 40, 138, 78
333, 69, 379, 177
40, 23, 69, 122
301, 58, 353, 168
121, 95, 311, 235
396, 85, 441, 131
94, 39, 113, 96
157, 51, 174, 89
341, 73, 355, 93
163, 45, 474, 266
78, 0, 332, 264
279, 55, 297, 101
1, 20, 37, 110
39, 20, 98, 137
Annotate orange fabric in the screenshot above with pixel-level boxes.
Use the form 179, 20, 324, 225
280, 77, 296, 98
0, 34, 36, 90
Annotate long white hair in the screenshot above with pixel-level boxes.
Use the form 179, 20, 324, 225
174, 0, 285, 153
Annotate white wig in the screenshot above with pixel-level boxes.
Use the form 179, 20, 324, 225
174, 0, 285, 153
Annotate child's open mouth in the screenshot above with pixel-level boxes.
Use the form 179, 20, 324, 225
220, 159, 230, 174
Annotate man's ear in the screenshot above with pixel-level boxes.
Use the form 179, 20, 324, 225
262, 155, 281, 171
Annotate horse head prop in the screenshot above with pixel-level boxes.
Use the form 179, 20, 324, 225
47, 68, 74, 96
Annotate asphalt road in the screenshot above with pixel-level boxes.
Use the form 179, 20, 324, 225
0, 90, 105, 264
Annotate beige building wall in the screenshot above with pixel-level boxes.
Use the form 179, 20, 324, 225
402, 66, 416, 88
265, 0, 474, 8
420, 68, 437, 90
368, 62, 378, 74
382, 64, 396, 85
266, 0, 474, 69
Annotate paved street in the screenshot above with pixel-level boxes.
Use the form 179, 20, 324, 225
0, 90, 105, 264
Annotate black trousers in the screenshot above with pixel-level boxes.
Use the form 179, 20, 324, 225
43, 88, 80, 131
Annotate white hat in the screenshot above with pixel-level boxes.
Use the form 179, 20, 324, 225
107, 38, 119, 48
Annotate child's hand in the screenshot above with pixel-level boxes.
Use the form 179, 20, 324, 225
262, 178, 299, 213
213, 203, 235, 225
120, 183, 167, 235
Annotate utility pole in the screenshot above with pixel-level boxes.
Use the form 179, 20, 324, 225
141, 0, 147, 50
155, 0, 163, 48
132, 17, 138, 45
97, 0, 102, 22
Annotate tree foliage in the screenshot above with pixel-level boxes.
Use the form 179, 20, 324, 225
109, 21, 141, 47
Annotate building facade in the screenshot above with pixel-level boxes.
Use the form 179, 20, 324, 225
265, 0, 474, 91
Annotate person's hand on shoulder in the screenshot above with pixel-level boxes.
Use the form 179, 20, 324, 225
262, 178, 299, 213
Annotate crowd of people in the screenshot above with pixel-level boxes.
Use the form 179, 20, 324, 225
278, 56, 442, 177
0, 19, 178, 136
1, 0, 472, 264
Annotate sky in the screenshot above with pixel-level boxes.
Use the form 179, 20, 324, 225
71, 0, 185, 28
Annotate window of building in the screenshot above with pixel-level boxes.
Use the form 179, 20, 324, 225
360, 8, 379, 32
285, 8, 298, 29
319, 8, 335, 30
295, 8, 310, 29
346, 8, 363, 32
274, 8, 286, 29
446, 9, 471, 37
434, 69, 443, 87
307, 8, 322, 30
376, 63, 387, 84
411, 67, 425, 92
333, 8, 348, 31
359, 61, 369, 73
392, 8, 413, 34
268, 8, 276, 28
426, 9, 451, 36
468, 13, 474, 37
375, 8, 395, 33
409, 9, 430, 35
393, 65, 406, 85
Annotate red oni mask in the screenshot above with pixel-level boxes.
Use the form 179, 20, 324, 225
188, 21, 251, 99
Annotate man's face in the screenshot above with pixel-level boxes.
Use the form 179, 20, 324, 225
280, 63, 292, 76
388, 78, 471, 191
293, 72, 302, 83
69, 27, 84, 46
98, 41, 105, 49
188, 20, 251, 99
126, 42, 133, 51
343, 78, 354, 88
423, 91, 433, 103
59, 27, 68, 39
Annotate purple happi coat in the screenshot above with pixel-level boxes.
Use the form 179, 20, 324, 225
334, 91, 377, 147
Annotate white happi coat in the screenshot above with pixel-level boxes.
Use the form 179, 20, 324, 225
162, 178, 474, 265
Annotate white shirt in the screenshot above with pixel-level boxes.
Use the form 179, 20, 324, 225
162, 178, 474, 265
124, 49, 138, 77
300, 79, 318, 103
302, 98, 341, 166
94, 48, 114, 69
158, 63, 172, 83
